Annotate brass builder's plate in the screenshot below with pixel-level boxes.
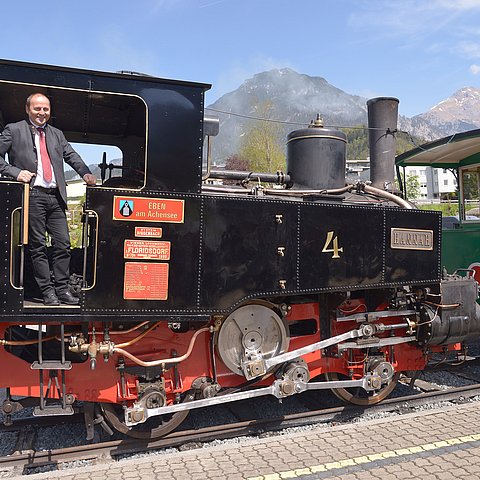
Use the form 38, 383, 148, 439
390, 228, 434, 251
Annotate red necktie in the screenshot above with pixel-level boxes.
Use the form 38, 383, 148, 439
37, 128, 52, 182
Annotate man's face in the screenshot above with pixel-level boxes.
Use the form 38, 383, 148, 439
26, 94, 51, 127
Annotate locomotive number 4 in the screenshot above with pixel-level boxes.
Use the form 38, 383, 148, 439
322, 231, 344, 259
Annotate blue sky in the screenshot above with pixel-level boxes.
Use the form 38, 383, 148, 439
4, 0, 480, 119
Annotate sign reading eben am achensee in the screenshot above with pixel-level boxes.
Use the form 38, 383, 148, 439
113, 196, 185, 223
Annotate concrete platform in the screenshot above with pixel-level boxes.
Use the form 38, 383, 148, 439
7, 400, 480, 479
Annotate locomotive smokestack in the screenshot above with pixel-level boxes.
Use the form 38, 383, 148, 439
367, 97, 399, 190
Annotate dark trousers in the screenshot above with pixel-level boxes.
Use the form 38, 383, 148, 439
28, 188, 71, 296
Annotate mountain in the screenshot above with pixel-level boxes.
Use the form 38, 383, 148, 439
65, 158, 122, 182
409, 87, 480, 139
207, 69, 480, 162
207, 68, 368, 162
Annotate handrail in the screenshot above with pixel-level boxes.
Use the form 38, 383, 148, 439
81, 208, 99, 291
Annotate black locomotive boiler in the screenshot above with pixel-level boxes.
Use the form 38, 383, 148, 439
0, 59, 478, 439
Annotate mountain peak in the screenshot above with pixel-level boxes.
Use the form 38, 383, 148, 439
209, 69, 367, 160
418, 86, 480, 130
209, 69, 480, 160
217, 68, 365, 118
246, 68, 330, 91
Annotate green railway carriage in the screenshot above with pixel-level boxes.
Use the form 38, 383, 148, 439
396, 130, 480, 284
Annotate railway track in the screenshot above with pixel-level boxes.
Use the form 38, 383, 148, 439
2, 379, 480, 477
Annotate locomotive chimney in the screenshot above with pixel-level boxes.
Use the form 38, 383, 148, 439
367, 97, 399, 190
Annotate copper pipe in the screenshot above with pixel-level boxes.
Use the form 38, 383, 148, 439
115, 322, 161, 349
114, 327, 210, 367
0, 322, 154, 347
57, 321, 153, 340
423, 300, 462, 309
85, 321, 152, 336
0, 335, 57, 346
107, 321, 150, 335
264, 185, 354, 196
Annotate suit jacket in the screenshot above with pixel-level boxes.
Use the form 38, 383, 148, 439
0, 119, 91, 205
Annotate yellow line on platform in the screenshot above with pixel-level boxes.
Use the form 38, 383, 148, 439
247, 434, 480, 480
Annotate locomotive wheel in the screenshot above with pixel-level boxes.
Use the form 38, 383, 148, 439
325, 372, 400, 406
101, 391, 194, 439
215, 301, 290, 376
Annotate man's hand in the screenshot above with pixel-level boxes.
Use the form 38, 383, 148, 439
83, 173, 97, 186
16, 170, 35, 183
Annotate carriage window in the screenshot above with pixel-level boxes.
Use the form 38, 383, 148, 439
461, 167, 480, 221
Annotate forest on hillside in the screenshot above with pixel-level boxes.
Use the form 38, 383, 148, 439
344, 127, 424, 160
225, 121, 425, 173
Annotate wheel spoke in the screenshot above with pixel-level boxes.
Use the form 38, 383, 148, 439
325, 372, 400, 406
101, 391, 194, 439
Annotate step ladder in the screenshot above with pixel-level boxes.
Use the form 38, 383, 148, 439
31, 323, 74, 416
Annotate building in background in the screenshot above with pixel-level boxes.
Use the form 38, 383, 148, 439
66, 178, 88, 200
405, 166, 457, 200
346, 160, 458, 201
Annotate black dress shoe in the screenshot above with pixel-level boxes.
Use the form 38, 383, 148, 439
43, 292, 60, 306
57, 291, 79, 305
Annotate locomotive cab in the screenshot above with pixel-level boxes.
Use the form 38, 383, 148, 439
0, 59, 210, 318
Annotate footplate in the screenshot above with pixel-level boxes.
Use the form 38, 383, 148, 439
31, 360, 72, 370
33, 405, 74, 416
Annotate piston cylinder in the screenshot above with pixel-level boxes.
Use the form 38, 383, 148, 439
286, 116, 347, 190
416, 275, 480, 346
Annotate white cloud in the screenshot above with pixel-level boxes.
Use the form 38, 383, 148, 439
459, 41, 480, 58
97, 27, 159, 75
348, 0, 480, 37
470, 63, 480, 74
150, 0, 228, 12
151, 0, 181, 7
347, 0, 480, 69
437, 0, 480, 9
150, 0, 183, 13
199, 0, 229, 7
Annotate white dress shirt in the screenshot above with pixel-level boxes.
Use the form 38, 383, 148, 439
32, 124, 57, 188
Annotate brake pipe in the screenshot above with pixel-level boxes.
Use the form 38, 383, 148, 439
114, 327, 210, 367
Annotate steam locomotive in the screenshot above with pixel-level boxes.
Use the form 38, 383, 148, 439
0, 59, 479, 440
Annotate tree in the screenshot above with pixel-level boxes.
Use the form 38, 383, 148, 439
239, 102, 286, 173
67, 194, 86, 248
221, 154, 251, 185
395, 172, 421, 200
462, 169, 479, 200
344, 126, 368, 160
224, 154, 250, 171
343, 127, 425, 161
405, 173, 421, 200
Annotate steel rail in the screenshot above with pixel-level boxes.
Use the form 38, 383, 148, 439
2, 382, 480, 472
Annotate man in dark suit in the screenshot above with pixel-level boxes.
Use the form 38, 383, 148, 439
0, 93, 96, 305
